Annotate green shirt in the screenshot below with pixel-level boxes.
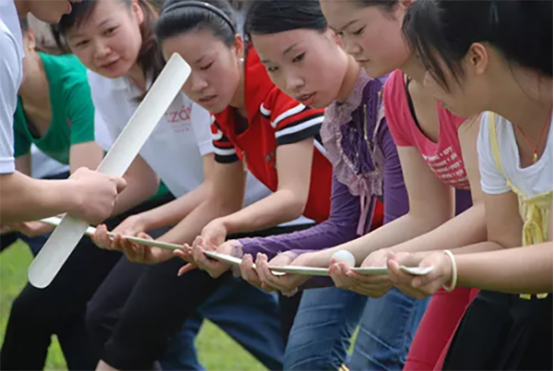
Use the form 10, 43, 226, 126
13, 53, 95, 164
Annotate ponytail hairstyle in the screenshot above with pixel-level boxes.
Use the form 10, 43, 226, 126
54, 0, 165, 90
403, 0, 553, 92
155, 0, 238, 47
244, 0, 327, 39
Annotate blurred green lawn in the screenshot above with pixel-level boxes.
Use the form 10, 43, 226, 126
0, 241, 266, 371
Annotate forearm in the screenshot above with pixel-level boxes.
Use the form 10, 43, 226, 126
1, 172, 76, 223
240, 217, 358, 260
220, 190, 305, 235
158, 198, 238, 245
139, 182, 212, 231
456, 242, 553, 293
390, 204, 487, 254
307, 212, 439, 267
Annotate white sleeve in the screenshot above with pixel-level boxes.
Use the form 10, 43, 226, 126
87, 71, 119, 152
477, 114, 511, 195
190, 102, 214, 156
0, 27, 21, 174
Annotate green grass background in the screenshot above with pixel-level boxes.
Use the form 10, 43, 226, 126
0, 241, 267, 371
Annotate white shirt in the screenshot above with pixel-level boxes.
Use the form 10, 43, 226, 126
88, 70, 272, 205
31, 145, 70, 179
478, 113, 553, 197
0, 0, 23, 174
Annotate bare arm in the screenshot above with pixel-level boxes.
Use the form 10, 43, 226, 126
305, 145, 455, 266
131, 154, 215, 231
15, 153, 31, 176
69, 141, 104, 174
157, 160, 246, 246
217, 138, 315, 235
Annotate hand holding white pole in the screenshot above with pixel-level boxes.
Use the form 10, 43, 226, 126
28, 54, 191, 288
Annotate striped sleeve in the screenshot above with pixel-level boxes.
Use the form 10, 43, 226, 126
268, 90, 325, 146
211, 117, 238, 164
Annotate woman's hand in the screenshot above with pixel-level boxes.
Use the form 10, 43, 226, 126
387, 251, 452, 299
200, 219, 228, 247
253, 252, 312, 297
177, 238, 243, 278
91, 224, 171, 264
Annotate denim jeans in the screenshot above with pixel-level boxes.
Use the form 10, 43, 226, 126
284, 287, 430, 371
161, 275, 284, 371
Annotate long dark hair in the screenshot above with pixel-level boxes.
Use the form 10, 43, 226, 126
403, 0, 553, 92
155, 0, 238, 47
243, 0, 327, 39
54, 0, 164, 92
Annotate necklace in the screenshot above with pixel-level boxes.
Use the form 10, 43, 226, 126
516, 106, 552, 163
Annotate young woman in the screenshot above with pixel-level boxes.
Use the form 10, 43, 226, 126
385, 1, 552, 369
56, 0, 332, 369
261, 0, 486, 369
0, 17, 174, 371
187, 1, 429, 370
0, 0, 125, 224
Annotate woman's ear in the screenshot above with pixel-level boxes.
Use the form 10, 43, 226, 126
234, 34, 245, 58
466, 42, 489, 77
132, 0, 145, 25
327, 28, 343, 48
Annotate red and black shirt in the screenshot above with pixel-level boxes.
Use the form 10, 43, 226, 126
211, 47, 333, 223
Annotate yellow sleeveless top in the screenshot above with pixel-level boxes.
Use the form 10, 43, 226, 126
488, 112, 552, 299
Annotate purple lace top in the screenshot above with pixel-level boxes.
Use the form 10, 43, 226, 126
239, 71, 410, 259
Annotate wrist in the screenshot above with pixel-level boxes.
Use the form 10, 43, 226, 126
56, 179, 82, 217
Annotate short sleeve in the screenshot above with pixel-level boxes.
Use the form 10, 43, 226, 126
477, 114, 511, 195
211, 118, 238, 163
190, 102, 214, 156
65, 78, 96, 146
269, 90, 324, 146
383, 71, 414, 147
0, 27, 20, 174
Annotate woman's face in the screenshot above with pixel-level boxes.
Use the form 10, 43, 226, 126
28, 0, 81, 24
320, 0, 411, 78
422, 45, 490, 117
161, 29, 242, 114
65, 0, 144, 79
251, 28, 348, 108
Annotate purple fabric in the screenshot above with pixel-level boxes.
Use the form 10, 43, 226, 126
240, 71, 410, 260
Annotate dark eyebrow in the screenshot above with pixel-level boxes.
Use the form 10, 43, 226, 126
283, 42, 299, 56
68, 18, 113, 38
337, 19, 360, 32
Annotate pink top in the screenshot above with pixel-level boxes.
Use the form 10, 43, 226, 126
384, 70, 470, 190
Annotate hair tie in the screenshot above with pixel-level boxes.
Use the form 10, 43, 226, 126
162, 1, 236, 33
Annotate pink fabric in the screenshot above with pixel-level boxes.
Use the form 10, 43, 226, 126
384, 70, 470, 190
403, 287, 480, 371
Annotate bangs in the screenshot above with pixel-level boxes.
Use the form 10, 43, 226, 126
402, 0, 464, 92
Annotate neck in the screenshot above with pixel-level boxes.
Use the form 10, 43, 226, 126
128, 63, 147, 91
489, 70, 553, 132
13, 0, 29, 17
230, 66, 246, 116
336, 56, 361, 104
19, 54, 49, 106
400, 55, 426, 82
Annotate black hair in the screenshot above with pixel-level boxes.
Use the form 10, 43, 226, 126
403, 0, 553, 92
155, 0, 238, 47
54, 0, 164, 92
244, 0, 327, 38
354, 0, 398, 15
